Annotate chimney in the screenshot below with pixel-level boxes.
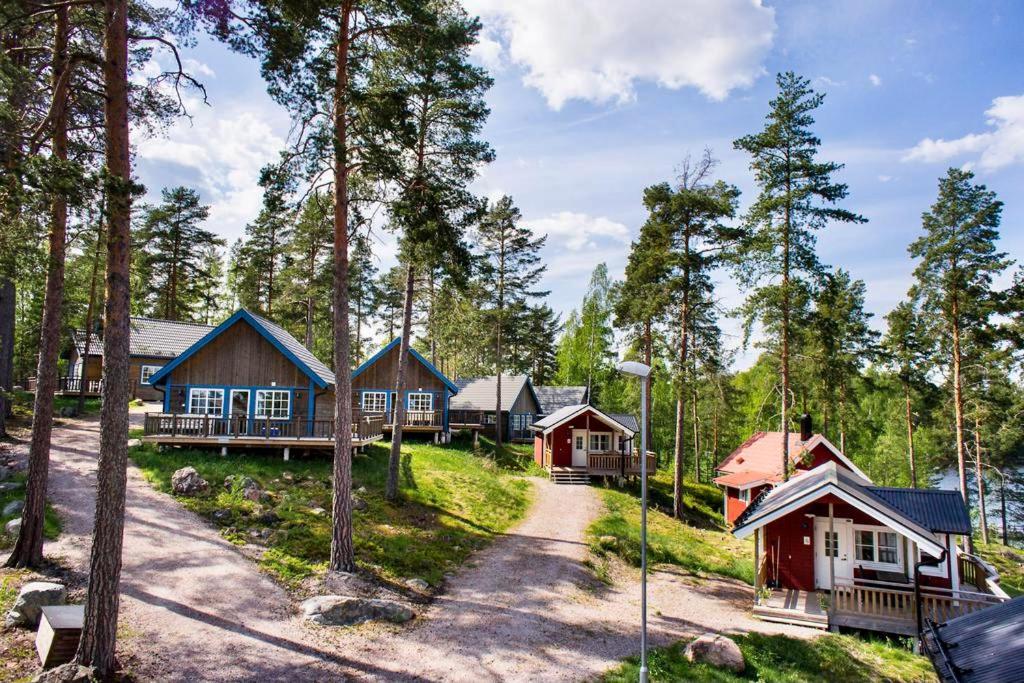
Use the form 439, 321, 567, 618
799, 414, 813, 442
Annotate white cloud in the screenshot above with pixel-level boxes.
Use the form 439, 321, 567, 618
814, 76, 844, 88
469, 35, 503, 71
528, 211, 630, 251
869, 73, 882, 87
462, 0, 775, 109
903, 94, 1024, 171
877, 174, 893, 182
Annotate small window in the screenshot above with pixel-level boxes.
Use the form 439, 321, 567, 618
589, 433, 611, 452
140, 364, 162, 383
485, 412, 497, 424
361, 391, 386, 413
855, 527, 901, 567
738, 488, 751, 504
824, 530, 839, 558
878, 532, 898, 564
188, 388, 224, 415
575, 435, 584, 450
255, 389, 290, 418
408, 392, 433, 411
856, 530, 875, 562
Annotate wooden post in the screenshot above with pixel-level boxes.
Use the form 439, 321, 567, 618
754, 528, 761, 599
828, 503, 836, 628
220, 446, 227, 456
283, 447, 290, 462
171, 414, 178, 437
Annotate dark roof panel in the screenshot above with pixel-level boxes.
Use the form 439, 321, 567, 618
74, 317, 214, 359
534, 385, 588, 414
865, 487, 972, 535
924, 595, 1024, 683
451, 375, 531, 412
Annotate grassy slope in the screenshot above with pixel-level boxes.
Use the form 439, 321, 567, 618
976, 542, 1024, 597
0, 474, 62, 550
604, 633, 936, 683
588, 469, 754, 584
131, 438, 534, 587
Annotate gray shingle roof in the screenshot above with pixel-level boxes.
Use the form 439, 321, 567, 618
450, 375, 531, 412
530, 404, 637, 434
73, 317, 214, 359
534, 385, 588, 414
609, 414, 639, 432
865, 487, 972, 535
924, 595, 1024, 683
246, 310, 336, 386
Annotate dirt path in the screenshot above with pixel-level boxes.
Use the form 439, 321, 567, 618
28, 414, 815, 681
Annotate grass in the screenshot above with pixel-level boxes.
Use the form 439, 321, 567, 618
10, 390, 102, 421
604, 632, 936, 683
0, 474, 62, 550
976, 541, 1024, 597
0, 569, 39, 682
588, 468, 754, 584
130, 438, 534, 588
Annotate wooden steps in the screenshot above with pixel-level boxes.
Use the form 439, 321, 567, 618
550, 469, 591, 485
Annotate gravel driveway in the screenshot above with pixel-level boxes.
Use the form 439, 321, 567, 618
25, 412, 815, 681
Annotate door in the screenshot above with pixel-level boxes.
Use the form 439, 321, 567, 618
229, 389, 250, 434
571, 429, 588, 467
814, 518, 854, 588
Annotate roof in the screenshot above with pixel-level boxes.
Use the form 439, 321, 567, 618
534, 385, 588, 414
530, 403, 637, 436
148, 309, 336, 388
732, 462, 947, 557
865, 487, 972, 535
73, 317, 214, 359
608, 414, 639, 432
450, 375, 539, 412
713, 470, 776, 489
924, 595, 1024, 683
352, 338, 459, 394
716, 431, 871, 484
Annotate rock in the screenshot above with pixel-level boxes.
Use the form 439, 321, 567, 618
683, 633, 745, 673
356, 486, 367, 494
598, 535, 618, 546
282, 472, 294, 482
224, 474, 257, 491
31, 663, 97, 683
352, 496, 368, 512
323, 571, 377, 597
0, 465, 10, 481
309, 506, 327, 516
260, 528, 272, 539
4, 581, 66, 628
58, 406, 77, 418
3, 499, 24, 516
405, 578, 429, 592
171, 466, 208, 495
127, 438, 142, 448
212, 509, 232, 522
301, 595, 414, 626
5, 518, 21, 536
256, 510, 281, 525
0, 481, 22, 493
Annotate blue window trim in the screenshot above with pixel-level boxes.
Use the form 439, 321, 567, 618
352, 338, 460, 394
177, 384, 302, 420
357, 388, 451, 430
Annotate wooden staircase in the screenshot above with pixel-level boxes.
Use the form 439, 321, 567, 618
550, 468, 591, 485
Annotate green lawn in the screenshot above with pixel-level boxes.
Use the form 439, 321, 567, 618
0, 474, 62, 550
604, 633, 936, 683
130, 439, 534, 588
10, 390, 102, 420
976, 542, 1024, 597
588, 469, 754, 584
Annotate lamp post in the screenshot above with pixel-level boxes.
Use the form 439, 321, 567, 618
617, 360, 651, 683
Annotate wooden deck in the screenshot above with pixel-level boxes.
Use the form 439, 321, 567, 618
544, 449, 657, 482
142, 412, 384, 450
25, 376, 101, 396
753, 589, 829, 629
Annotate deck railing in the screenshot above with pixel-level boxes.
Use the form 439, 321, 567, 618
448, 409, 488, 426
587, 451, 657, 475
25, 376, 101, 394
385, 409, 443, 428
832, 579, 1007, 625
143, 411, 384, 441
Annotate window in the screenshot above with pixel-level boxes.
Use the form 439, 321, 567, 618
738, 488, 751, 504
485, 412, 497, 424
188, 388, 224, 415
361, 391, 386, 413
589, 432, 611, 452
511, 413, 531, 430
574, 435, 584, 450
855, 527, 901, 567
140, 364, 161, 384
255, 389, 290, 418
824, 530, 839, 558
408, 392, 433, 412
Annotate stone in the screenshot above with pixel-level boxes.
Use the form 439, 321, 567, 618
309, 506, 327, 516
171, 466, 208, 495
58, 406, 77, 418
212, 509, 232, 522
598, 535, 618, 546
323, 571, 377, 597
405, 578, 429, 592
127, 438, 142, 448
31, 663, 97, 683
256, 510, 281, 525
0, 481, 22, 493
4, 581, 66, 628
356, 486, 367, 494
5, 517, 21, 535
352, 496, 368, 512
3, 499, 24, 516
683, 633, 745, 673
0, 465, 10, 481
300, 595, 414, 626
224, 474, 257, 491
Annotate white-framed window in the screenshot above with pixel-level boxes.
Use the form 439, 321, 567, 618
255, 389, 290, 418
361, 391, 387, 413
823, 530, 839, 557
738, 488, 751, 504
188, 388, 224, 415
408, 392, 433, 411
589, 432, 611, 452
140, 364, 162, 384
920, 534, 950, 578
854, 526, 901, 568
485, 412, 497, 424
574, 434, 584, 450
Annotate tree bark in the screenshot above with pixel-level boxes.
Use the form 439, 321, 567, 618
643, 318, 653, 447
386, 261, 415, 500
0, 278, 13, 437
77, 201, 105, 414
691, 385, 700, 482
7, 5, 70, 569
975, 415, 988, 545
950, 290, 972, 552
673, 274, 690, 518
904, 381, 917, 488
781, 169, 792, 482
76, 1, 132, 674
329, 1, 355, 572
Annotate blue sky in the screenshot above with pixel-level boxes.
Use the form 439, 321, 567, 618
135, 0, 1024, 367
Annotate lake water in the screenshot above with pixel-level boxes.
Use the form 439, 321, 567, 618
935, 465, 1023, 544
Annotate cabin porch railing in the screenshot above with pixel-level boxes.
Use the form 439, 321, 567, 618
143, 411, 384, 441
586, 451, 657, 475
831, 579, 1008, 626
448, 409, 488, 426
25, 376, 101, 394
384, 409, 443, 428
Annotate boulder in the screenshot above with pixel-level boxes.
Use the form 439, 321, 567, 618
4, 581, 66, 628
171, 467, 208, 495
212, 509, 232, 523
127, 438, 142, 448
309, 506, 327, 516
352, 496, 368, 512
3, 499, 24, 516
300, 595, 414, 626
683, 633, 745, 673
58, 406, 77, 418
0, 481, 22, 493
5, 517, 21, 536
31, 663, 97, 683
405, 578, 429, 592
256, 509, 281, 525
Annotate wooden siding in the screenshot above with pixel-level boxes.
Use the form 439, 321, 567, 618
544, 409, 627, 468
169, 319, 310, 387
765, 513, 816, 591
353, 343, 447, 395
510, 385, 541, 415
726, 484, 768, 524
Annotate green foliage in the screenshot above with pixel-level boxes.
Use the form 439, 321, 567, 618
603, 633, 936, 683
0, 473, 62, 549
556, 264, 616, 400
976, 543, 1024, 597
130, 439, 531, 587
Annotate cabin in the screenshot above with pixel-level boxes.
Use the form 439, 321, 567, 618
26, 317, 213, 401
733, 461, 1009, 635
449, 375, 542, 442
714, 417, 867, 524
141, 309, 383, 454
534, 385, 588, 417
351, 338, 460, 442
529, 404, 652, 484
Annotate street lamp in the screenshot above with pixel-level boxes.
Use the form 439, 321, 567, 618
617, 360, 651, 683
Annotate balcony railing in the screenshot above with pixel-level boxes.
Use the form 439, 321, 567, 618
143, 411, 384, 442
831, 579, 1008, 627
449, 409, 489, 426
587, 451, 657, 475
26, 376, 102, 394
385, 409, 443, 428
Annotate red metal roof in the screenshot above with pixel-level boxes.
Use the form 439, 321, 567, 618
712, 469, 778, 488
716, 431, 814, 476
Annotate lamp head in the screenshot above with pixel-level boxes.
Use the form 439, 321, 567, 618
616, 360, 652, 378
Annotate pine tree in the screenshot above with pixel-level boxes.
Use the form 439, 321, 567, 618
882, 301, 931, 487
733, 72, 865, 481
349, 232, 378, 364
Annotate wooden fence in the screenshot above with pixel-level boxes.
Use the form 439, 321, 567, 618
832, 579, 1007, 626
144, 412, 384, 441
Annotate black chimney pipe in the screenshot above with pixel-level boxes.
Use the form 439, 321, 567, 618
799, 414, 812, 442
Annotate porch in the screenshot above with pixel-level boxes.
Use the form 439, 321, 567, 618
25, 376, 101, 396
545, 448, 656, 482
448, 410, 534, 441
381, 409, 444, 432
142, 411, 385, 449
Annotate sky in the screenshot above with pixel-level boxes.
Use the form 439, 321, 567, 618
134, 0, 1024, 368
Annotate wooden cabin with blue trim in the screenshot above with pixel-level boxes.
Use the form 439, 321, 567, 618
351, 338, 459, 442
141, 309, 383, 455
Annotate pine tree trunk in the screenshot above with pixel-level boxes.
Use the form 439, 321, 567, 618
495, 263, 504, 449
77, 203, 104, 414
643, 318, 653, 447
975, 416, 988, 545
950, 293, 972, 552
838, 382, 847, 455
673, 288, 689, 519
904, 381, 917, 488
781, 172, 792, 482
7, 7, 70, 569
76, 1, 131, 673
692, 385, 700, 482
329, 2, 355, 572
386, 261, 414, 500
0, 278, 14, 437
